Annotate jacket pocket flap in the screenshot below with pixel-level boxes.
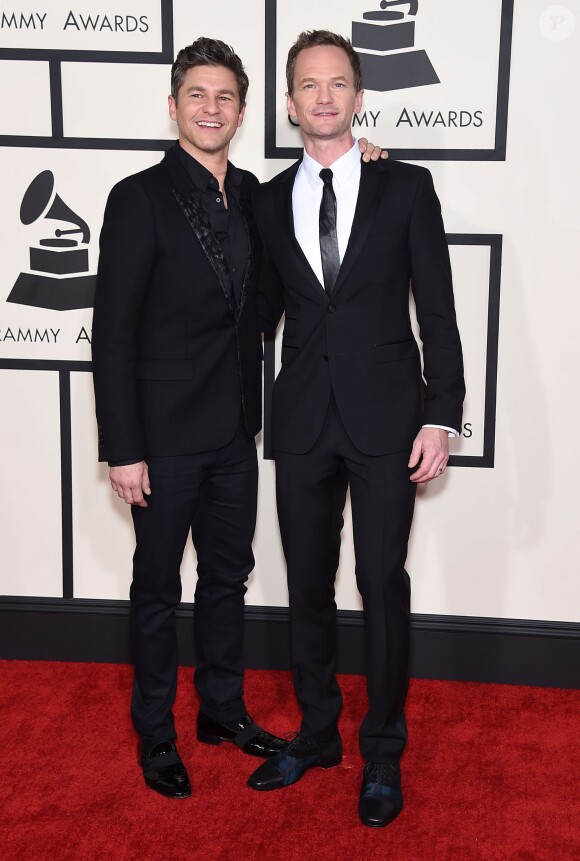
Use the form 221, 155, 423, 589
136, 360, 195, 380
282, 317, 298, 341
373, 340, 419, 363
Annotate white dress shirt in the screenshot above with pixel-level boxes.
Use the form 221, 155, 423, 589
291, 138, 458, 438
292, 139, 361, 284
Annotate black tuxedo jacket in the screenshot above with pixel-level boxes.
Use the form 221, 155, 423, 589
254, 157, 465, 456
92, 144, 262, 463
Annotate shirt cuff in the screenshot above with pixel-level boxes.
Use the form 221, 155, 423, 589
108, 459, 143, 467
422, 424, 459, 438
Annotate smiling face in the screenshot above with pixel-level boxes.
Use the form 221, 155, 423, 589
286, 45, 363, 147
168, 64, 245, 159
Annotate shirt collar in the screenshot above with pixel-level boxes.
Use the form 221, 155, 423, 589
301, 139, 361, 190
176, 142, 242, 194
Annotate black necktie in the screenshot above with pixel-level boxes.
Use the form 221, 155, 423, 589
319, 168, 341, 295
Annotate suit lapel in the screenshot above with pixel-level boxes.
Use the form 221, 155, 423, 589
272, 158, 390, 301
237, 186, 256, 317
276, 162, 328, 300
332, 160, 389, 297
164, 146, 237, 318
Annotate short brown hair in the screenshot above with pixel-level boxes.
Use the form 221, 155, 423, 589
286, 30, 363, 95
171, 37, 249, 106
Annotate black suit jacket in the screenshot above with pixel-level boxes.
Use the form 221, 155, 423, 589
92, 144, 262, 463
254, 157, 465, 456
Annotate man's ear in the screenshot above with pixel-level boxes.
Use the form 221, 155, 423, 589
286, 92, 297, 119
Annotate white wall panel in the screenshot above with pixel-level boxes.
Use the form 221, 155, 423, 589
1, 0, 579, 625
61, 63, 174, 140
70, 371, 133, 599
70, 371, 198, 599
0, 62, 52, 137
0, 370, 62, 596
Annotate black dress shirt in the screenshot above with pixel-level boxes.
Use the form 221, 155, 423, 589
176, 143, 248, 303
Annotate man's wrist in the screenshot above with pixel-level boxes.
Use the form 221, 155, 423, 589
422, 424, 459, 438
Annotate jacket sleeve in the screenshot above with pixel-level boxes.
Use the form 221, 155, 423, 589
91, 178, 155, 463
251, 188, 285, 337
255, 245, 285, 338
408, 169, 465, 431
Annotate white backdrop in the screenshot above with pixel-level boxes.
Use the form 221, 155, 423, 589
1, 0, 579, 624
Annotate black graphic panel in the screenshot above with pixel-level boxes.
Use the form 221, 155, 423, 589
0, 150, 162, 364
8, 170, 95, 310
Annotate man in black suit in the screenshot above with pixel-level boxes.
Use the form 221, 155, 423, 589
247, 31, 465, 828
91, 38, 288, 799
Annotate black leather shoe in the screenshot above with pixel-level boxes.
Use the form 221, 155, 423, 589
358, 762, 403, 827
247, 733, 342, 790
140, 741, 192, 799
197, 712, 286, 758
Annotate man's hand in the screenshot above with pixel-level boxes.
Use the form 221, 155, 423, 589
358, 137, 389, 162
408, 428, 449, 484
109, 461, 151, 507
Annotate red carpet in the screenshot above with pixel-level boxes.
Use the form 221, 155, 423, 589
0, 661, 579, 860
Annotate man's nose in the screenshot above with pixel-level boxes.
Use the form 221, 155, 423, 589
317, 87, 333, 104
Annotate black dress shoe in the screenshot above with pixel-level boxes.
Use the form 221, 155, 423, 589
358, 762, 403, 827
140, 741, 192, 799
197, 712, 286, 758
247, 733, 342, 790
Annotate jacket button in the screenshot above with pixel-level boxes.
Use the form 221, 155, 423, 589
328, 304, 336, 313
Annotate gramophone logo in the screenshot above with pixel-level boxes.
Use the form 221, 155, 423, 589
7, 170, 96, 311
353, 0, 440, 92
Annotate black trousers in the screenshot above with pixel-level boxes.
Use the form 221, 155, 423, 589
274, 399, 416, 764
130, 419, 258, 750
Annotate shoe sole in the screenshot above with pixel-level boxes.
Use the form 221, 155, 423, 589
197, 732, 285, 758
358, 804, 402, 828
144, 779, 192, 799
248, 754, 343, 791
321, 754, 343, 769
358, 814, 400, 828
197, 731, 226, 746
285, 753, 343, 785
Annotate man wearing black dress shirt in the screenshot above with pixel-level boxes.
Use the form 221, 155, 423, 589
91, 38, 287, 799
